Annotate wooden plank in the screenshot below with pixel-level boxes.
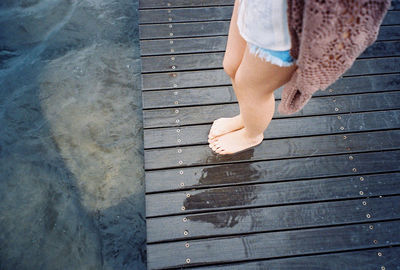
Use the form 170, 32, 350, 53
141, 57, 400, 90
139, 25, 400, 55
139, 8, 399, 25
141, 41, 400, 73
140, 21, 229, 40
146, 173, 400, 218
390, 0, 400, 10
143, 91, 400, 128
139, 6, 233, 24
142, 74, 400, 109
147, 196, 400, 242
147, 219, 400, 269
139, 22, 399, 40
144, 110, 400, 149
139, 0, 234, 9
144, 129, 400, 170
191, 247, 400, 270
144, 149, 400, 193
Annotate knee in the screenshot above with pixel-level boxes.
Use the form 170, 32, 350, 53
222, 56, 238, 79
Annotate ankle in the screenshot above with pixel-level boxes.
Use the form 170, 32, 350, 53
242, 128, 264, 141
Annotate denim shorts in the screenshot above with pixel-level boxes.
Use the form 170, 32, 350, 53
248, 42, 295, 67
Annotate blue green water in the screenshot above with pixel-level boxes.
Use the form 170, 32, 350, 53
0, 0, 146, 269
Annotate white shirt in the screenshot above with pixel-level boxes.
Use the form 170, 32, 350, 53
237, 0, 292, 51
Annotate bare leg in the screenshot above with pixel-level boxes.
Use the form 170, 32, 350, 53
208, 0, 246, 140
209, 44, 297, 154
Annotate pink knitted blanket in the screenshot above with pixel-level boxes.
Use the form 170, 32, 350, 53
278, 0, 391, 115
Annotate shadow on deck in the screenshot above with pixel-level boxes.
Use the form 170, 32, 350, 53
138, 1, 400, 269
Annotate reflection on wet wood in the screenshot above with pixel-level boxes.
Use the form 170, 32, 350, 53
147, 220, 400, 269
140, 1, 400, 269
147, 196, 400, 242
145, 150, 400, 193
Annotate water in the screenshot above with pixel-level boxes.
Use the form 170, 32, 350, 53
0, 0, 146, 269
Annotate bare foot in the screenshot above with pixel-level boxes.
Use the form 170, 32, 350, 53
208, 114, 244, 141
209, 128, 264, 155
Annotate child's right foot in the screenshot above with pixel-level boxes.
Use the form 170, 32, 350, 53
208, 114, 244, 141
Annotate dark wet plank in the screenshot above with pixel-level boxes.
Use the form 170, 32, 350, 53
192, 247, 400, 270
147, 219, 400, 269
142, 73, 400, 109
139, 15, 399, 40
144, 109, 400, 149
145, 149, 400, 193
143, 91, 400, 128
147, 195, 400, 242
140, 21, 230, 39
141, 41, 400, 73
141, 57, 400, 90
139, 25, 399, 55
139, 0, 234, 9
144, 129, 400, 170
146, 173, 400, 218
139, 8, 399, 25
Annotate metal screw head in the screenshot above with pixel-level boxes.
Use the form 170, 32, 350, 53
173, 91, 178, 95
366, 213, 371, 218
378, 252, 382, 256
185, 242, 190, 248
373, 239, 378, 244
177, 149, 182, 153
173, 83, 177, 87
359, 191, 364, 195
337, 115, 341, 119
381, 266, 385, 270
335, 107, 339, 111
168, 9, 171, 13
340, 126, 344, 130
362, 201, 367, 206
168, 17, 172, 21
360, 176, 364, 181
369, 225, 374, 230
183, 230, 189, 235
170, 40, 173, 44
174, 101, 179, 105
171, 56, 175, 61
343, 135, 347, 139
169, 24, 172, 28
183, 217, 187, 222
172, 73, 177, 77
329, 89, 333, 92
171, 48, 175, 52
176, 128, 180, 132
349, 155, 353, 160
181, 206, 185, 211
169, 32, 174, 36
175, 109, 179, 113
177, 139, 181, 143
167, 3, 171, 6
175, 119, 180, 123
179, 170, 183, 175
186, 193, 190, 198
352, 167, 357, 172
178, 160, 183, 164
172, 65, 176, 69
180, 182, 184, 186
186, 258, 190, 263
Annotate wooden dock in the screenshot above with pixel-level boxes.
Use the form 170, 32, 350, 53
138, 1, 400, 269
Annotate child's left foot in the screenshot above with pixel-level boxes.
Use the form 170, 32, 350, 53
209, 128, 263, 155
